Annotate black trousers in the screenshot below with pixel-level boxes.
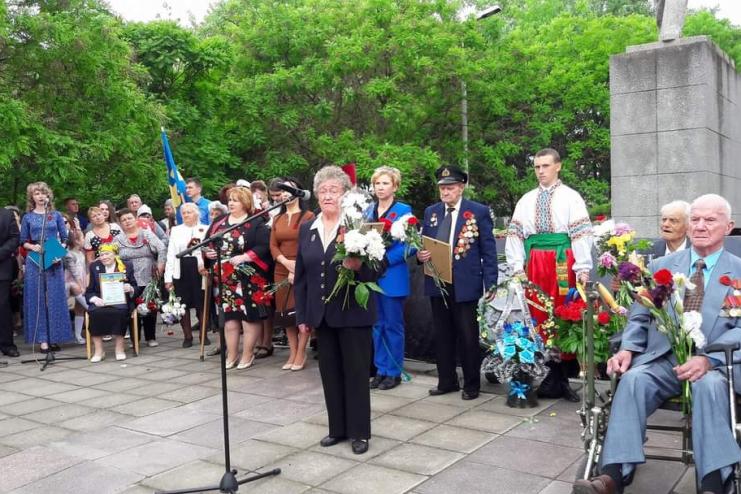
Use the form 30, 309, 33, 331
130, 313, 156, 341
430, 285, 481, 394
317, 322, 372, 440
0, 280, 14, 349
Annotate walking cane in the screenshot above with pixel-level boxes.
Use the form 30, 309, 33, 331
199, 275, 211, 361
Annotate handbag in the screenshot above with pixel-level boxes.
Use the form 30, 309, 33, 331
273, 284, 296, 328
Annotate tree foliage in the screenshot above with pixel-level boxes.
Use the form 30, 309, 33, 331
0, 0, 738, 215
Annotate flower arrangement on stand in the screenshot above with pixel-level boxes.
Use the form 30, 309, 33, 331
326, 190, 386, 309
617, 262, 706, 413
478, 277, 551, 407
390, 213, 448, 300
594, 220, 652, 306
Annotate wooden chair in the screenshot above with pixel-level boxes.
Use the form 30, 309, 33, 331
84, 309, 140, 360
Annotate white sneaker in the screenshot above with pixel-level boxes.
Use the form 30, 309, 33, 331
102, 335, 112, 341
90, 353, 105, 363
146, 340, 159, 347
75, 337, 86, 345
115, 352, 127, 361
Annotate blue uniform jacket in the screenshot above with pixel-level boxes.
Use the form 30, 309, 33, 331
366, 201, 414, 298
420, 199, 498, 303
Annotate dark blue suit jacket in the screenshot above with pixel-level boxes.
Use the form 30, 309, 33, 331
294, 220, 383, 328
420, 199, 498, 302
85, 259, 138, 312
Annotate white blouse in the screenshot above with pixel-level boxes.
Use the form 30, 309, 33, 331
164, 223, 209, 282
505, 181, 593, 274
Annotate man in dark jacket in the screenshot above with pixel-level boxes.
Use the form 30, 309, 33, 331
0, 207, 20, 357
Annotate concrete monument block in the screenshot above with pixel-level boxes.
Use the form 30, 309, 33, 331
610, 91, 657, 136
611, 134, 657, 177
657, 129, 721, 175
611, 36, 741, 236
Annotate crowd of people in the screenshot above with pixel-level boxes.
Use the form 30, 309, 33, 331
0, 151, 739, 478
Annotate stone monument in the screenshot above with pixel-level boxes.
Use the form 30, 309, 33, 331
610, 22, 740, 236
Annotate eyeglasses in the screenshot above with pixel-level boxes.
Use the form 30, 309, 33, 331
317, 187, 343, 197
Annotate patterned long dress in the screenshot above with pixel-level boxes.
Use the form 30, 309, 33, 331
21, 211, 72, 344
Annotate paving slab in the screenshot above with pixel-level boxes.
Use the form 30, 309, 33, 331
10, 459, 144, 494
321, 463, 427, 494
235, 398, 325, 425
389, 401, 465, 423
374, 384, 432, 400
308, 435, 403, 461
83, 392, 142, 409
21, 402, 95, 424
49, 426, 156, 460
368, 393, 415, 413
244, 474, 312, 494
410, 424, 497, 454
539, 480, 578, 494
172, 416, 279, 449
506, 410, 585, 449
370, 415, 437, 441
416, 461, 550, 494
0, 397, 65, 416
478, 395, 558, 417
92, 377, 146, 393
0, 425, 73, 450
139, 459, 227, 491
120, 407, 220, 436
212, 438, 298, 471
0, 391, 33, 407
445, 408, 525, 433
418, 391, 494, 408
110, 396, 182, 417
95, 438, 217, 476
268, 450, 359, 486
0, 446, 84, 491
467, 436, 583, 479
254, 421, 329, 449
59, 409, 133, 431
370, 443, 464, 475
46, 387, 112, 403
158, 384, 221, 403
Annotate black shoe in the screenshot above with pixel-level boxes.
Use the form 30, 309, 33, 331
351, 439, 369, 455
369, 374, 384, 389
461, 390, 479, 400
1, 346, 19, 357
320, 435, 346, 447
182, 338, 193, 348
201, 336, 211, 346
428, 386, 460, 396
378, 376, 401, 390
50, 343, 61, 352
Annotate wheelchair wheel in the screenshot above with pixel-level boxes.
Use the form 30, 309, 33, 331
573, 456, 600, 482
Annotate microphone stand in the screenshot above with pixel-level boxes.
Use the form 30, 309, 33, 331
21, 202, 85, 371
156, 193, 304, 494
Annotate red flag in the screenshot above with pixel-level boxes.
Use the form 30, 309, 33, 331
341, 163, 357, 186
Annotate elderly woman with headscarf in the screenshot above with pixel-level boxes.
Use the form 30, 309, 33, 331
115, 208, 166, 347
85, 243, 137, 361
294, 165, 385, 455
164, 202, 209, 347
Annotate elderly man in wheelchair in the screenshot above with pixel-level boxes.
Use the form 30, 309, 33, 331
574, 194, 741, 494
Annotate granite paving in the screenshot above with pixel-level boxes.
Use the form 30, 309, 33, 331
0, 333, 693, 493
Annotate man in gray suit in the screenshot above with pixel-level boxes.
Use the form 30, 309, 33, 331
574, 194, 741, 494
650, 200, 690, 259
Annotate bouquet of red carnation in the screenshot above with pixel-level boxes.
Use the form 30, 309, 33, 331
136, 277, 162, 316
553, 291, 619, 365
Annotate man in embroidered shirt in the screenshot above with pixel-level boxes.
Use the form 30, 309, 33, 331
505, 148, 593, 402
574, 194, 741, 494
417, 165, 498, 400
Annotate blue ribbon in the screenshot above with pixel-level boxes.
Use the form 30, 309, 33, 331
509, 381, 530, 400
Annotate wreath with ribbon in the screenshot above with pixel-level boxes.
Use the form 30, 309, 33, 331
477, 277, 555, 386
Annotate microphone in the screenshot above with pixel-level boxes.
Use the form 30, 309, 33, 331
276, 183, 311, 200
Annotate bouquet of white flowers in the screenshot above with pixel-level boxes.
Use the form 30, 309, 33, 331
160, 291, 187, 325
326, 190, 386, 309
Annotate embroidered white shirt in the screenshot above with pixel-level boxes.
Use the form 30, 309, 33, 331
164, 223, 208, 282
505, 181, 593, 273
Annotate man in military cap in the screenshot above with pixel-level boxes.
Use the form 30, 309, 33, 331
505, 148, 593, 401
417, 165, 498, 400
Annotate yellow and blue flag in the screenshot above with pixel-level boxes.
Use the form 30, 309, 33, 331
161, 127, 187, 224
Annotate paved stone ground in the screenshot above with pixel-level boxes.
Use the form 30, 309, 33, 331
0, 333, 696, 494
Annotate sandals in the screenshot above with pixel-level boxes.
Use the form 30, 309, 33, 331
254, 345, 274, 359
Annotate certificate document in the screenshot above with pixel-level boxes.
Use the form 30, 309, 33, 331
100, 272, 127, 306
421, 236, 453, 284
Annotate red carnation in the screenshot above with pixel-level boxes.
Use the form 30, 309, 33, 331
388, 212, 397, 220
463, 211, 473, 220
720, 275, 732, 286
231, 230, 241, 238
220, 263, 235, 279
595, 214, 607, 222
597, 311, 611, 325
653, 269, 673, 287
135, 297, 144, 304
380, 218, 392, 232
250, 274, 267, 287
408, 216, 418, 226
235, 298, 244, 305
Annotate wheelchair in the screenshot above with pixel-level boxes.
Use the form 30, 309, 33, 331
575, 282, 741, 493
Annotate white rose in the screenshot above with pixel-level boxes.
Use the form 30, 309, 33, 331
343, 230, 368, 255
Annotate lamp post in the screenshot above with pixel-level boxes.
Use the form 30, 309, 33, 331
461, 5, 501, 173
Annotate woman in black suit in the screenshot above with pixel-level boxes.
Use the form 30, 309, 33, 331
85, 243, 137, 362
295, 165, 384, 455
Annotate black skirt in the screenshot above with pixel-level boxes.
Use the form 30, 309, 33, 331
173, 257, 204, 311
88, 306, 130, 336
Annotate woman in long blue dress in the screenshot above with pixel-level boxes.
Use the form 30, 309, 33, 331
20, 182, 72, 350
